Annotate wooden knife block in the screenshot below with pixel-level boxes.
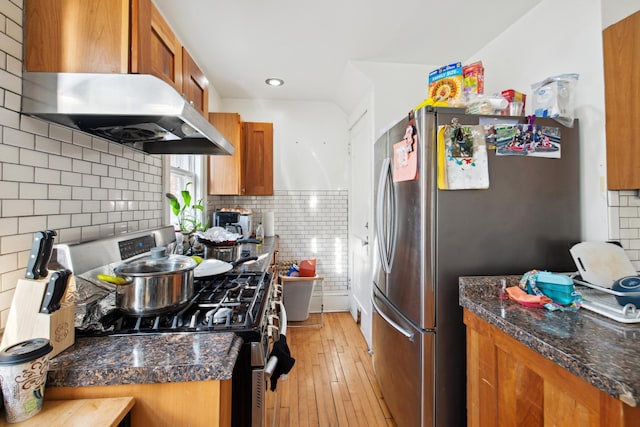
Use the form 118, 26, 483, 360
1, 277, 75, 358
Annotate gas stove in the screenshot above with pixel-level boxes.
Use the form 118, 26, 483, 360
77, 271, 271, 339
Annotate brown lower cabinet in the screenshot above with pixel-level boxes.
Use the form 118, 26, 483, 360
465, 310, 640, 427
46, 380, 231, 427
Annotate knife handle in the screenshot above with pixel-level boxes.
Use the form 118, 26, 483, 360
25, 231, 46, 280
50, 269, 71, 313
39, 270, 59, 314
38, 230, 57, 278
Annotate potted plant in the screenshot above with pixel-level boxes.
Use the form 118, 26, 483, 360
166, 181, 209, 235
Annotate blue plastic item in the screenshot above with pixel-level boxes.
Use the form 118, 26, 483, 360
612, 276, 640, 307
535, 271, 575, 305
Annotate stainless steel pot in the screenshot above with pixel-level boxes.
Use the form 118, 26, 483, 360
113, 247, 197, 315
201, 238, 261, 262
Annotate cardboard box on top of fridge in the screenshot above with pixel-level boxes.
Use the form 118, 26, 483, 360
427, 62, 463, 103
501, 89, 527, 112
463, 61, 484, 95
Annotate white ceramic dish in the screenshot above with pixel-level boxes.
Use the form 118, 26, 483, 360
193, 259, 233, 278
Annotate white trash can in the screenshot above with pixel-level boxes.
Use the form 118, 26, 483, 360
280, 275, 322, 321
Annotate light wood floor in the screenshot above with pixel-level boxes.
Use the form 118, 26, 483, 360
266, 312, 396, 426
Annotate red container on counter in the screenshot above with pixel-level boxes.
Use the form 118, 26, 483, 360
501, 89, 527, 114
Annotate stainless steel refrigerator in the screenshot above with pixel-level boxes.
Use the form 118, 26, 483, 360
371, 107, 581, 427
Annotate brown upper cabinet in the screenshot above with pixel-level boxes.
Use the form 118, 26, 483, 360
208, 114, 273, 196
603, 10, 640, 189
25, 0, 206, 116
182, 49, 209, 117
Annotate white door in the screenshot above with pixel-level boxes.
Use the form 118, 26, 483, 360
348, 109, 373, 349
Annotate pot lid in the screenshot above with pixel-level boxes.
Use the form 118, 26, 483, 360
0, 338, 53, 365
114, 247, 196, 276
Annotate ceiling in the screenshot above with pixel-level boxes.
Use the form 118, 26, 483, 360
154, 0, 541, 114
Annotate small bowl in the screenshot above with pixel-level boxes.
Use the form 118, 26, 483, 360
612, 276, 640, 307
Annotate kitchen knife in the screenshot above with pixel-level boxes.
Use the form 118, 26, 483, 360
39, 270, 59, 314
49, 269, 70, 313
39, 269, 70, 314
38, 230, 57, 278
25, 231, 46, 280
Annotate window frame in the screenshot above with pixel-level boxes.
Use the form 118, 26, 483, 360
164, 155, 208, 230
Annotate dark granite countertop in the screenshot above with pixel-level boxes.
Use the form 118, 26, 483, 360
459, 276, 640, 407
48, 332, 242, 387
47, 237, 278, 388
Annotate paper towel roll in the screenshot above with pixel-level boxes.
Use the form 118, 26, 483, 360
263, 211, 275, 236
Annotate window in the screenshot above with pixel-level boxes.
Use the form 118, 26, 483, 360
167, 155, 207, 230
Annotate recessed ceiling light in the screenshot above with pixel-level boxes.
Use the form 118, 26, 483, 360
265, 78, 284, 87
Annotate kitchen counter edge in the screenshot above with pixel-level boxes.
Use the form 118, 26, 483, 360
459, 275, 640, 407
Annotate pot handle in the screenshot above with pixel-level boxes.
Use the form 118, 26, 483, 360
231, 256, 258, 266
236, 238, 261, 244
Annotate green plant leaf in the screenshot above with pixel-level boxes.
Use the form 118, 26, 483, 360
165, 193, 181, 216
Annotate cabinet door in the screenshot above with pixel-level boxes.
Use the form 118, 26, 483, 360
604, 10, 640, 189
243, 122, 274, 196
132, 0, 183, 92
182, 49, 209, 116
25, 0, 130, 73
208, 113, 243, 195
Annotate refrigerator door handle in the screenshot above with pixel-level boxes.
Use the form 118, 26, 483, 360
376, 157, 395, 273
372, 295, 415, 342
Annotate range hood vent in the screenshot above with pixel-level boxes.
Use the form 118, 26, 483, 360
21, 72, 234, 156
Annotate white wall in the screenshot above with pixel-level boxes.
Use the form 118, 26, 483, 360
220, 99, 350, 191
602, 0, 640, 28
468, 0, 607, 241
352, 61, 437, 139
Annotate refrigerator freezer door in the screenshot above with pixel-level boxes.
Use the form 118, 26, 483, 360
372, 286, 433, 427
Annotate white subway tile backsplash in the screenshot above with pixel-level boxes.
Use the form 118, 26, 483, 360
49, 185, 72, 200
34, 200, 59, 215
0, 217, 17, 236
71, 186, 91, 200
3, 126, 33, 148
92, 188, 108, 200
18, 215, 46, 233
35, 135, 61, 154
49, 124, 73, 143
0, 1, 21, 27
82, 174, 100, 188
92, 163, 108, 177
60, 200, 81, 214
0, 181, 20, 199
19, 148, 48, 167
0, 232, 32, 254
0, 143, 18, 163
3, 163, 32, 182
82, 147, 100, 163
101, 152, 116, 166
60, 171, 81, 186
0, 253, 17, 275
48, 154, 72, 172
81, 225, 100, 241
34, 168, 60, 184
57, 228, 82, 245
71, 213, 91, 227
20, 115, 48, 136
92, 212, 108, 224
47, 214, 70, 230
72, 131, 92, 148
0, 106, 19, 128
72, 159, 92, 174
82, 200, 100, 213
19, 182, 47, 199
3, 199, 32, 217
61, 143, 82, 159
92, 138, 109, 153
101, 201, 115, 212
4, 90, 18, 111
101, 176, 116, 189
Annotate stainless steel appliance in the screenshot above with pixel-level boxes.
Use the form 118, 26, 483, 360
372, 107, 581, 426
213, 210, 254, 238
21, 72, 234, 155
55, 226, 284, 427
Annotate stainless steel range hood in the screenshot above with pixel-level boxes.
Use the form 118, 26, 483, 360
21, 72, 234, 156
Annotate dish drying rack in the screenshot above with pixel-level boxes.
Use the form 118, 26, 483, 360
573, 276, 640, 323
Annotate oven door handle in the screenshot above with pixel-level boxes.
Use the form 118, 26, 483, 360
265, 301, 288, 377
